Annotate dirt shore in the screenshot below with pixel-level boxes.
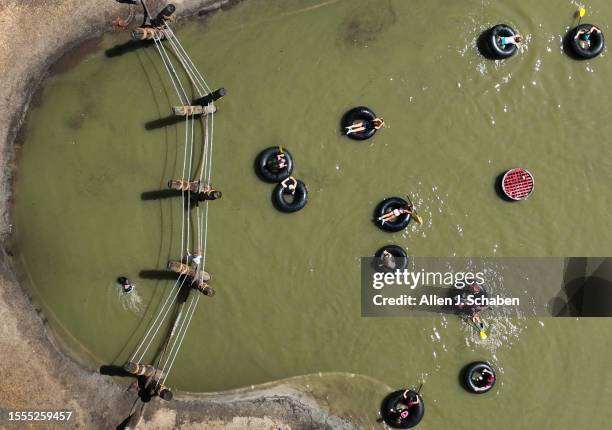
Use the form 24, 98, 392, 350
0, 1, 359, 428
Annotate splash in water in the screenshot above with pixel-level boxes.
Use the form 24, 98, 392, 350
115, 283, 144, 315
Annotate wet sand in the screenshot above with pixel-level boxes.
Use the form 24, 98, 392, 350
0, 1, 356, 428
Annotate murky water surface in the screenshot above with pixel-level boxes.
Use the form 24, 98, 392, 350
14, 0, 612, 428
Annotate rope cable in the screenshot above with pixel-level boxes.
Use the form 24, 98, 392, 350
128, 17, 217, 383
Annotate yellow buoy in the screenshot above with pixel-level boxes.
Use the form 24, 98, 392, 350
479, 331, 488, 340
578, 7, 587, 18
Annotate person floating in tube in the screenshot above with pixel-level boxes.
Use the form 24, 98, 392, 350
267, 151, 287, 172
378, 204, 413, 225
575, 25, 601, 50
472, 368, 495, 392
281, 176, 298, 195
498, 33, 523, 48
380, 250, 397, 270
389, 390, 420, 422
345, 117, 384, 135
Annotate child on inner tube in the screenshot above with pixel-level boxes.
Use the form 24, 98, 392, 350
380, 250, 396, 270
345, 117, 384, 135
281, 176, 298, 195
472, 368, 495, 391
378, 203, 413, 224
575, 25, 601, 49
498, 33, 523, 47
389, 390, 420, 421
267, 152, 287, 172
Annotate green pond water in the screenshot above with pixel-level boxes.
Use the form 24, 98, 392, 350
13, 0, 612, 428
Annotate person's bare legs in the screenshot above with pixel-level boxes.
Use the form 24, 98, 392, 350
346, 121, 366, 134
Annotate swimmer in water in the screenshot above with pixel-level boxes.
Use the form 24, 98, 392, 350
118, 276, 134, 294
471, 312, 489, 339
472, 312, 485, 330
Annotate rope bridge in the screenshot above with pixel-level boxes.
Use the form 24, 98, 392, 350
120, 1, 226, 397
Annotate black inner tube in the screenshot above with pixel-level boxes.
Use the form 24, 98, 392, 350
568, 24, 605, 59
463, 362, 496, 394
380, 390, 425, 429
341, 106, 378, 141
375, 245, 409, 272
487, 24, 518, 59
374, 197, 411, 232
255, 147, 294, 182
272, 180, 308, 213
